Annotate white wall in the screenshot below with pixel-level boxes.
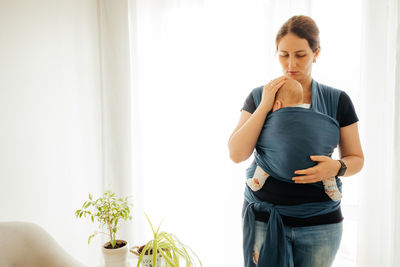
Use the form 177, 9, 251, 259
0, 0, 103, 265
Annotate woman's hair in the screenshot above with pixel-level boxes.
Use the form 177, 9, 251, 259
275, 15, 320, 52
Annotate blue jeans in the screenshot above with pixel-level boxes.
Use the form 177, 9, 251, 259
253, 220, 343, 267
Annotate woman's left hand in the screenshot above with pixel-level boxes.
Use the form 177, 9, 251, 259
292, 155, 341, 184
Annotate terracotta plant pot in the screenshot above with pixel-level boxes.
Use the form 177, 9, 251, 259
102, 240, 128, 267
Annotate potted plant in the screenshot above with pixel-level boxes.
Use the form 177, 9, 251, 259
130, 214, 202, 267
75, 190, 133, 267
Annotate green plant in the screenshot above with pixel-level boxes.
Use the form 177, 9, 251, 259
75, 190, 133, 249
132, 214, 202, 267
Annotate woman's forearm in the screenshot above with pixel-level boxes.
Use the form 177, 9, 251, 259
228, 103, 270, 163
340, 155, 364, 177
337, 122, 364, 177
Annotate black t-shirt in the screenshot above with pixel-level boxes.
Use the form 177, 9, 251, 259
240, 88, 359, 226
241, 90, 358, 127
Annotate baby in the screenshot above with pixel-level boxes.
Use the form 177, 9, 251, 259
246, 78, 342, 202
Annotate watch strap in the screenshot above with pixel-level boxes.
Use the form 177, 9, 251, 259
337, 159, 347, 177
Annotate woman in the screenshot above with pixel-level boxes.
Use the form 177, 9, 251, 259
228, 15, 364, 267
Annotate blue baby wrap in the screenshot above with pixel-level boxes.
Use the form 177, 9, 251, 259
254, 106, 340, 190
242, 80, 343, 267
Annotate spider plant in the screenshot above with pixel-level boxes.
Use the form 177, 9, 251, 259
132, 214, 202, 267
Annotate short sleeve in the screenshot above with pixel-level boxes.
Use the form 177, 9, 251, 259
240, 91, 256, 113
336, 91, 359, 127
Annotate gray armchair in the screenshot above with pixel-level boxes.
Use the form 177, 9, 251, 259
0, 221, 87, 267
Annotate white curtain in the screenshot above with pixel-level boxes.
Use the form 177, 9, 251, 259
357, 0, 400, 266
97, 0, 135, 247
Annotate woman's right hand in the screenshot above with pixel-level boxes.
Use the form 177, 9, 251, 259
228, 75, 287, 163
260, 76, 287, 112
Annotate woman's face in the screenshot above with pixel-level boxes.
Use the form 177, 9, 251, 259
277, 33, 320, 83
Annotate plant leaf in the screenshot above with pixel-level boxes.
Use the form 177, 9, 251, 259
151, 233, 158, 266
159, 249, 175, 267
144, 213, 156, 237
88, 233, 96, 244
138, 241, 152, 267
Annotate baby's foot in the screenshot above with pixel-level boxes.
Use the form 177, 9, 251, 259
323, 178, 342, 201
326, 189, 342, 201
247, 178, 262, 191
247, 165, 269, 191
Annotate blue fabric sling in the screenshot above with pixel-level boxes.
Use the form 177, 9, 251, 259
254, 106, 340, 190
242, 79, 343, 267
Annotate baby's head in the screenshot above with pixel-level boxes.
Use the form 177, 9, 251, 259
272, 78, 303, 112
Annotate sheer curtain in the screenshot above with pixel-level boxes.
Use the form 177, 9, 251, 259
357, 0, 400, 266
126, 0, 399, 266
